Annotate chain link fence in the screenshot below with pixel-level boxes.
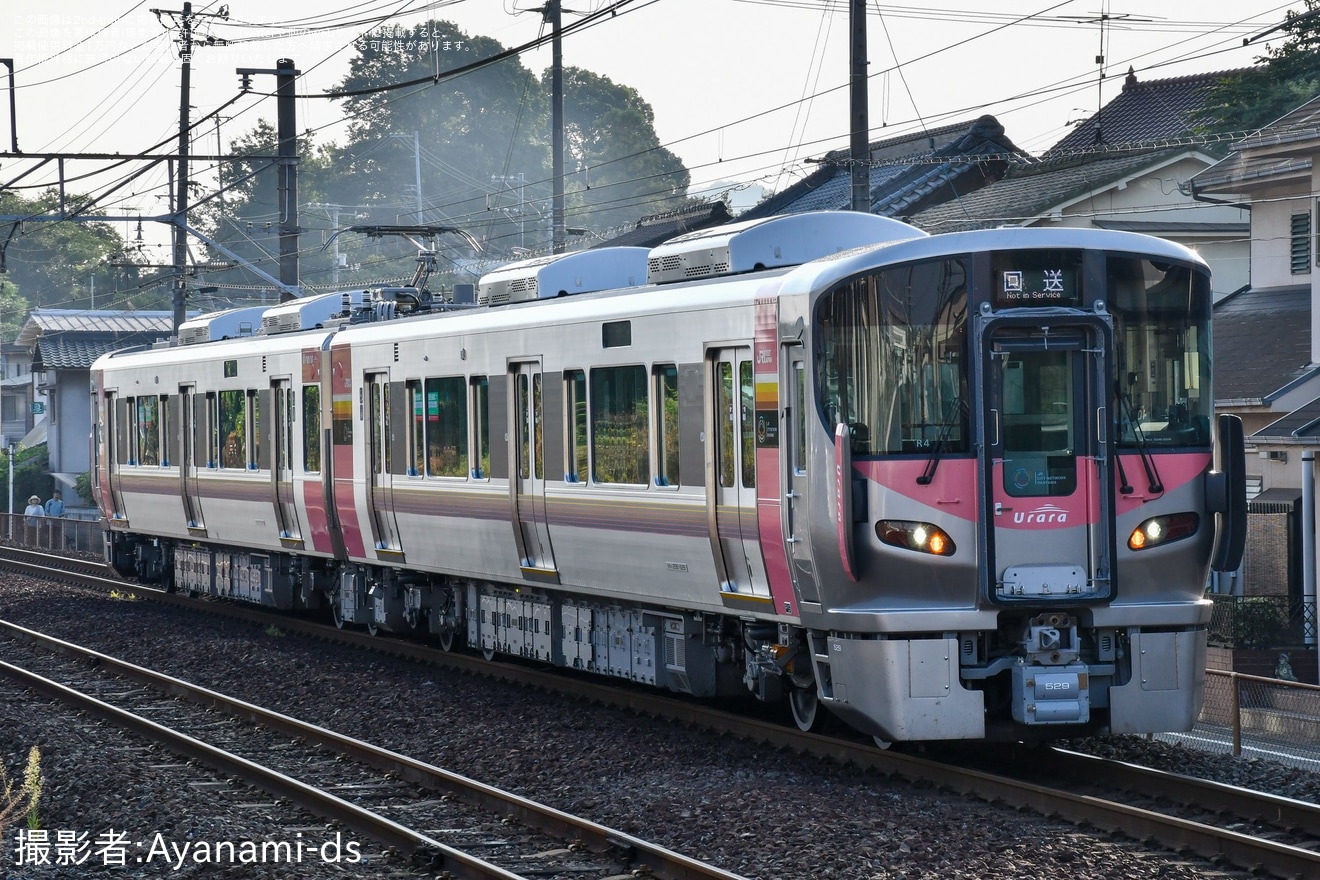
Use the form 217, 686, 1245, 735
1156, 671, 1320, 770
0, 512, 106, 558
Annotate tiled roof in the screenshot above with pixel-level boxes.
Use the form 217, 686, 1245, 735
1255, 397, 1320, 440
594, 201, 733, 249
1046, 68, 1240, 155
34, 333, 159, 370
1212, 285, 1312, 404
15, 309, 175, 349
908, 150, 1180, 233
741, 115, 1023, 220
1191, 95, 1320, 195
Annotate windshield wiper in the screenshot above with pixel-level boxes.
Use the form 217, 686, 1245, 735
1114, 380, 1163, 495
917, 396, 963, 485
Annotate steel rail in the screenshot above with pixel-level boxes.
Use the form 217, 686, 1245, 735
0, 657, 524, 880
0, 618, 749, 880
6, 553, 1318, 879
1042, 747, 1320, 834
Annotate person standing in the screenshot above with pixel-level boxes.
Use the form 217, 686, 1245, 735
23, 495, 44, 545
44, 490, 66, 550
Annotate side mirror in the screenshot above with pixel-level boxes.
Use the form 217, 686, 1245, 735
1207, 414, 1246, 572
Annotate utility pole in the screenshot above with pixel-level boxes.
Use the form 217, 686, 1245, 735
152, 2, 230, 335
0, 59, 16, 153
238, 59, 302, 302
274, 58, 300, 302
849, 0, 870, 213
545, 0, 566, 253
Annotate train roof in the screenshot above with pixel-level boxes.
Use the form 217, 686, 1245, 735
93, 221, 1212, 374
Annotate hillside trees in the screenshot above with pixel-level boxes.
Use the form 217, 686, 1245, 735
0, 190, 137, 315
553, 67, 690, 233
202, 18, 690, 291
1200, 1, 1320, 132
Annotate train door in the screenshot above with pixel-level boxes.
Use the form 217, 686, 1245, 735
783, 344, 818, 602
709, 347, 769, 596
179, 385, 204, 531
511, 359, 556, 576
272, 378, 301, 543
983, 323, 1113, 602
100, 389, 127, 521
365, 371, 402, 556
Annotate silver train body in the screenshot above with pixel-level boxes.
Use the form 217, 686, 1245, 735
94, 211, 1245, 743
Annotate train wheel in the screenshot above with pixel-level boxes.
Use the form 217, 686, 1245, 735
331, 598, 345, 630
789, 683, 826, 733
481, 645, 496, 661
437, 625, 455, 652
873, 736, 893, 750
366, 618, 379, 637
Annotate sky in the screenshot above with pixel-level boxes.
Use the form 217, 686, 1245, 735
0, 0, 1310, 255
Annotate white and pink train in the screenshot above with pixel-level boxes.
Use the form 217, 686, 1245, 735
94, 211, 1245, 744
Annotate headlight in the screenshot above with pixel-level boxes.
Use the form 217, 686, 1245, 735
1128, 512, 1199, 551
876, 520, 956, 556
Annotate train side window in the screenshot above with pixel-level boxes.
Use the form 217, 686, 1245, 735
302, 384, 321, 473
138, 396, 161, 466
205, 392, 219, 468
590, 365, 648, 484
219, 390, 246, 469
251, 389, 266, 471
426, 376, 467, 478
126, 397, 141, 466
470, 375, 489, 480
793, 361, 807, 475
739, 360, 755, 489
406, 380, 424, 477
161, 395, 174, 467
565, 370, 587, 483
654, 364, 679, 487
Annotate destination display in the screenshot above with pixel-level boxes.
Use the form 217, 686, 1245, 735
996, 265, 1080, 307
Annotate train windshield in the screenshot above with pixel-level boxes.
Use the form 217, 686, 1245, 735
1108, 257, 1212, 448
816, 258, 969, 456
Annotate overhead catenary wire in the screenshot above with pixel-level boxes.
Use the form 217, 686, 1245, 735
0, 1, 1300, 299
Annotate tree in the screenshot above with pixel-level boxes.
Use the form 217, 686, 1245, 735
332, 21, 549, 254
0, 280, 30, 344
552, 67, 690, 234
0, 190, 135, 312
194, 121, 341, 299
205, 18, 693, 290
1200, 2, 1320, 133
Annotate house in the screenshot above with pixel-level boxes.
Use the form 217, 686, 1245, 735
14, 309, 175, 496
1190, 94, 1320, 617
909, 68, 1251, 299
738, 114, 1024, 221
0, 341, 39, 450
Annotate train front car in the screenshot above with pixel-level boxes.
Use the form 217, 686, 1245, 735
797, 228, 1244, 743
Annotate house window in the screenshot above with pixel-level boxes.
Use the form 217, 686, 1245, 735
1291, 211, 1311, 274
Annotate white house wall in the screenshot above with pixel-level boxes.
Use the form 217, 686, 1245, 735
1049, 154, 1251, 298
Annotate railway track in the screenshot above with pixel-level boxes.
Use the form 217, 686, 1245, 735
0, 618, 749, 880
5, 550, 1320, 879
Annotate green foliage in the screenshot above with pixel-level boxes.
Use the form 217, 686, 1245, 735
0, 279, 30, 344
205, 18, 691, 280
1199, 1, 1320, 133
0, 190, 135, 311
0, 445, 50, 514
1211, 596, 1292, 649
73, 471, 93, 506
550, 67, 690, 232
